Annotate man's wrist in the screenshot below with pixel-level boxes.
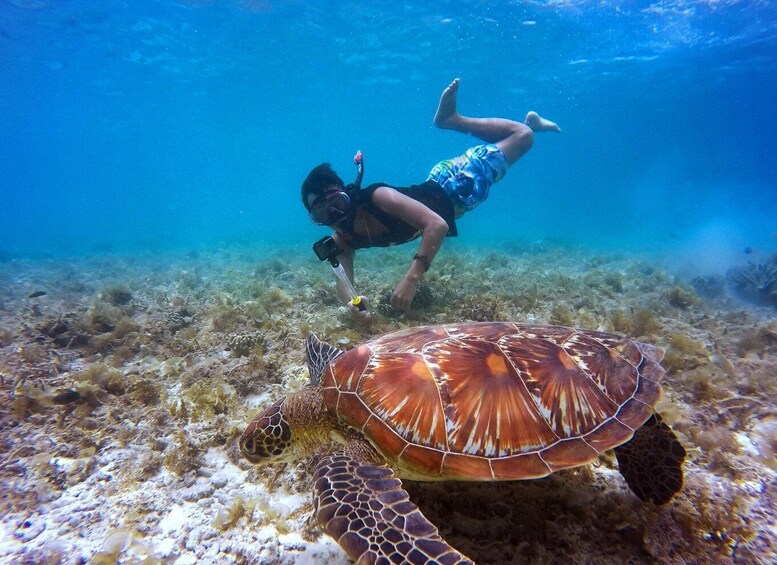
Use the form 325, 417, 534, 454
413, 253, 431, 272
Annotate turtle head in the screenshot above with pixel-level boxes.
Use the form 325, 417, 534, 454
239, 398, 293, 464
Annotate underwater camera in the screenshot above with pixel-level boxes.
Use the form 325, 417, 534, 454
313, 235, 342, 267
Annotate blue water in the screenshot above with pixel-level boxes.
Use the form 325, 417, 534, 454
2, 0, 776, 260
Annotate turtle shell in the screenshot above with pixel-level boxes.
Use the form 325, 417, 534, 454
320, 322, 665, 481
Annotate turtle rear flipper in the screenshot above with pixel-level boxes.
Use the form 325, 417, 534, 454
313, 448, 473, 564
614, 413, 686, 505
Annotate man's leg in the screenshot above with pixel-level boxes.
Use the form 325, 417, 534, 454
433, 78, 560, 166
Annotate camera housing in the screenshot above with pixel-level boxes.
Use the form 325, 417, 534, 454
313, 236, 342, 266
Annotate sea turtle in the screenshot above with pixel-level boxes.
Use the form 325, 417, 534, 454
240, 322, 686, 564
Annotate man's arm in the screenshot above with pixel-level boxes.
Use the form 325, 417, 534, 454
372, 187, 449, 312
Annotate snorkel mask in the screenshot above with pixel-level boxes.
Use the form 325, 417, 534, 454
308, 150, 364, 226
308, 190, 351, 226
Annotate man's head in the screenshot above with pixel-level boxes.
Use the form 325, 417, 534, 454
302, 164, 352, 226
301, 164, 345, 210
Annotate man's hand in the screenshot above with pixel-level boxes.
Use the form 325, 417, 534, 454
391, 275, 419, 313
347, 296, 371, 321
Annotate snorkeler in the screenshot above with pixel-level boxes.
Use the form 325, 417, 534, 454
302, 78, 561, 319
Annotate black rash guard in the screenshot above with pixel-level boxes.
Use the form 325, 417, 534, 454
336, 180, 458, 249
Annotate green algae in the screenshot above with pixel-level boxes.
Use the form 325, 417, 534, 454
100, 285, 133, 307
666, 286, 699, 309
610, 308, 663, 338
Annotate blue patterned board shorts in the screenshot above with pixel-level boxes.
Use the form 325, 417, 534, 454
427, 143, 509, 216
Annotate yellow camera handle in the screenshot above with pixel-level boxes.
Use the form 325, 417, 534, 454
350, 296, 366, 312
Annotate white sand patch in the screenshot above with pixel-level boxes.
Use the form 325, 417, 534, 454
0, 436, 348, 564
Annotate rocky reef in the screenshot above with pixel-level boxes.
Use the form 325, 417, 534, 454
726, 258, 777, 308
0, 243, 775, 564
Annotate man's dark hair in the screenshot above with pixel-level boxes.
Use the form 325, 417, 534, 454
301, 163, 345, 210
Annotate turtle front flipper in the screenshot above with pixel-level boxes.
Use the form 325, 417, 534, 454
614, 413, 686, 505
313, 449, 473, 564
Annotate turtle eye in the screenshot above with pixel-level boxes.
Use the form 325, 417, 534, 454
239, 400, 292, 463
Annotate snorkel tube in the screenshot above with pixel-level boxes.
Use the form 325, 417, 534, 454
353, 150, 364, 186
312, 150, 368, 312
345, 149, 364, 193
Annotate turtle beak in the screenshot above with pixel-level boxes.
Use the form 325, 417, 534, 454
239, 432, 266, 464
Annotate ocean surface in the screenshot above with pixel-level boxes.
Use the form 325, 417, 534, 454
1, 2, 776, 564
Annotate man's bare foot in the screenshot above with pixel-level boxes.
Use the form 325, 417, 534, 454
524, 111, 561, 133
433, 78, 461, 129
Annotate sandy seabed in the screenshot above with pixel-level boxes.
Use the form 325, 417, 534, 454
1, 242, 775, 564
